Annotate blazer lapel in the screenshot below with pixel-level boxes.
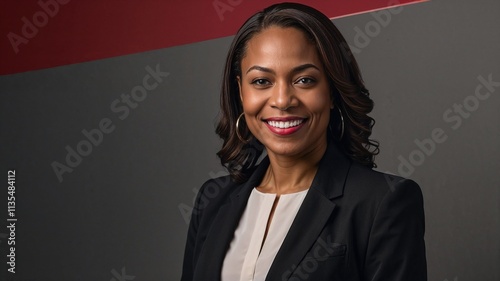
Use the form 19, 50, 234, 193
193, 157, 270, 281
266, 145, 352, 281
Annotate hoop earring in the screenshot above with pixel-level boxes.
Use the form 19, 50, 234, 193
236, 113, 251, 143
330, 107, 345, 141
338, 107, 345, 140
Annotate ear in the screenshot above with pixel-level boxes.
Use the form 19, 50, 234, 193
237, 76, 243, 102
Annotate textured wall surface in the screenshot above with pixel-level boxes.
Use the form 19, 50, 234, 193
1, 0, 499, 280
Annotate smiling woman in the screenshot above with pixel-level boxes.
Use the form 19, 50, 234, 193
181, 3, 427, 281
238, 26, 332, 166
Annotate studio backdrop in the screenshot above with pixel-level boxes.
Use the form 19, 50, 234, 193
1, 0, 499, 280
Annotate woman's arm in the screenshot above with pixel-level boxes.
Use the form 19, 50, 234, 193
364, 178, 427, 280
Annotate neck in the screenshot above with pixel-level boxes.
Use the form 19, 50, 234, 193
258, 142, 327, 195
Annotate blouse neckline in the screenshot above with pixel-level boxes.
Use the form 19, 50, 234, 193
253, 187, 309, 197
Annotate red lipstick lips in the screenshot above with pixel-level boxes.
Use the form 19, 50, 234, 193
264, 117, 306, 136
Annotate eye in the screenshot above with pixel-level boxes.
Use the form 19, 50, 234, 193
251, 78, 272, 87
295, 77, 316, 85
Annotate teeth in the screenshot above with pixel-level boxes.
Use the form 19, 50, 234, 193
267, 119, 304, 129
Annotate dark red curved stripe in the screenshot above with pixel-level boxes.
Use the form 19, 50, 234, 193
0, 0, 426, 75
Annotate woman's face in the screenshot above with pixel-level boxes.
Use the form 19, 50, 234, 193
238, 26, 333, 158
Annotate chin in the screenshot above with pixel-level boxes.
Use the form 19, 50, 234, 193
263, 142, 308, 157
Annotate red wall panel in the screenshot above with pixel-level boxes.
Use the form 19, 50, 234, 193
0, 0, 427, 75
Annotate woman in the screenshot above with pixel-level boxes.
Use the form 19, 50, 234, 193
181, 3, 427, 280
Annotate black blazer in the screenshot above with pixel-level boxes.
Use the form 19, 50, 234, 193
181, 145, 427, 280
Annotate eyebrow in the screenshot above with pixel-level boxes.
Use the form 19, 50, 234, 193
245, 63, 320, 75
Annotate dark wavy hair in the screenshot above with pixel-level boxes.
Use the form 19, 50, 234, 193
216, 2, 379, 183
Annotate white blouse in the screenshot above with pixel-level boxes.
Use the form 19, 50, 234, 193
221, 187, 309, 281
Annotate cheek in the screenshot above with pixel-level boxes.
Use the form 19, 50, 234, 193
241, 90, 267, 116
308, 90, 332, 115
311, 98, 329, 112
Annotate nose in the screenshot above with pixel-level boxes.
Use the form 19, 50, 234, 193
270, 81, 298, 111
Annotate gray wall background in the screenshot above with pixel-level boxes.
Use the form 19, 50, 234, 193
1, 0, 499, 280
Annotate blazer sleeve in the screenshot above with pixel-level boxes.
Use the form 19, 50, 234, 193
364, 178, 427, 281
180, 180, 209, 281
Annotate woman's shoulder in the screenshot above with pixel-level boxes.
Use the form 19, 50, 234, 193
197, 173, 239, 201
192, 174, 242, 215
344, 162, 423, 204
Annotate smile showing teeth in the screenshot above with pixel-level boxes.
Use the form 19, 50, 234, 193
267, 119, 304, 129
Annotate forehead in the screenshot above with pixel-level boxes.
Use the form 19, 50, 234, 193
241, 26, 321, 71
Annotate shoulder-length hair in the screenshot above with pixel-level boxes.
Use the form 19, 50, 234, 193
216, 2, 379, 183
